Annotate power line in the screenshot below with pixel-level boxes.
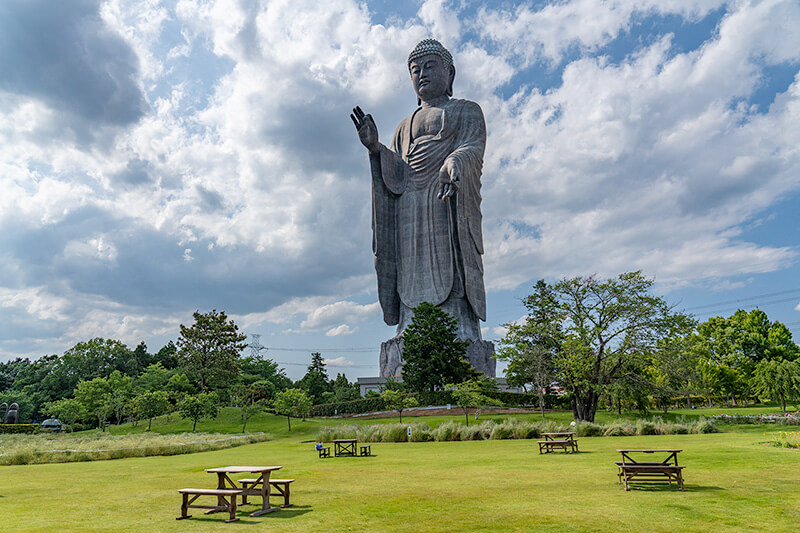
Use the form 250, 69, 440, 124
682, 287, 800, 312
264, 346, 376, 353
694, 296, 800, 317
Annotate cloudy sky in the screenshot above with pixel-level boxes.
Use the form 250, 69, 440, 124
1, 0, 798, 380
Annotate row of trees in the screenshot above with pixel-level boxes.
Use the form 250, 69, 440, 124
497, 271, 800, 422
0, 310, 359, 429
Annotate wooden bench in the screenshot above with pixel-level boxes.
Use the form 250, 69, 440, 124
616, 450, 685, 491
176, 488, 243, 522
360, 444, 371, 456
538, 432, 578, 454
238, 478, 295, 507
318, 446, 330, 458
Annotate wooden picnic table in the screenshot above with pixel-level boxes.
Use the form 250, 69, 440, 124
333, 438, 357, 457
205, 466, 282, 516
538, 432, 578, 454
615, 450, 685, 491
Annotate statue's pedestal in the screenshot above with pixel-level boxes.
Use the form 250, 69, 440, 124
379, 337, 495, 378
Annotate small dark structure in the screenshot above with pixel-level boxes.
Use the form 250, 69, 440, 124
0, 402, 7, 423
4, 402, 19, 424
41, 418, 64, 433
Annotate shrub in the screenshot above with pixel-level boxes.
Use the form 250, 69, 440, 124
460, 423, 490, 441
574, 421, 603, 437
604, 422, 635, 437
691, 419, 719, 434
432, 421, 462, 442
513, 422, 540, 440
636, 421, 658, 435
0, 424, 39, 434
489, 422, 515, 440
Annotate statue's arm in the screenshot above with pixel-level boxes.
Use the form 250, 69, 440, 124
438, 101, 486, 200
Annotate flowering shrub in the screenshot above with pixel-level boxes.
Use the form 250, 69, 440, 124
768, 431, 800, 448
710, 413, 800, 425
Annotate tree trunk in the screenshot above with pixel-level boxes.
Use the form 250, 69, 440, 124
464, 408, 470, 426
192, 417, 198, 432
399, 410, 403, 423
148, 417, 153, 431
686, 392, 692, 409
538, 391, 545, 420
286, 415, 292, 431
781, 393, 786, 414
573, 391, 599, 422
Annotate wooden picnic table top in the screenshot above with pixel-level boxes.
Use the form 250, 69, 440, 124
617, 449, 682, 453
542, 432, 575, 436
332, 438, 358, 443
205, 466, 282, 474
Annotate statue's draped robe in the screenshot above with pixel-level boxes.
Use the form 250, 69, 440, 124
370, 98, 486, 340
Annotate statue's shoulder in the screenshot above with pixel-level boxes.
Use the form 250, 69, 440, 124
447, 98, 484, 121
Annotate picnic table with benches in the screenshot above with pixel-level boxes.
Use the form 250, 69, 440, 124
615, 449, 685, 491
538, 432, 578, 454
333, 438, 357, 457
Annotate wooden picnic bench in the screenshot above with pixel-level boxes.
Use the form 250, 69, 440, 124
176, 488, 243, 523
238, 478, 294, 508
538, 432, 578, 454
205, 466, 283, 516
318, 445, 331, 458
615, 449, 685, 491
333, 438, 358, 457
360, 444, 371, 456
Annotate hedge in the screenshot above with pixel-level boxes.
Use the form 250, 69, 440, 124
309, 391, 571, 417
0, 424, 40, 434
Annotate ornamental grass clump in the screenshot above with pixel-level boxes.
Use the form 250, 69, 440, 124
0, 432, 271, 465
489, 422, 515, 440
573, 421, 602, 437
432, 421, 462, 441
603, 422, 636, 437
636, 420, 658, 435
691, 419, 719, 434
513, 422, 540, 439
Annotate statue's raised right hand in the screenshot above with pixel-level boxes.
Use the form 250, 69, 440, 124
351, 106, 379, 154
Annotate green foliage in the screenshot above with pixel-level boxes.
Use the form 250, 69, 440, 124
0, 424, 39, 434
177, 310, 246, 391
309, 397, 388, 417
134, 391, 170, 431
177, 392, 219, 432
751, 358, 800, 412
446, 379, 497, 425
42, 398, 85, 429
402, 302, 474, 393
503, 272, 695, 422
273, 388, 313, 430
380, 389, 419, 423
296, 352, 332, 404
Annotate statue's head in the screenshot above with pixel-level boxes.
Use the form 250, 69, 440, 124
408, 39, 455, 104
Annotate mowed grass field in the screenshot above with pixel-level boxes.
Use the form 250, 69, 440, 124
2, 409, 800, 532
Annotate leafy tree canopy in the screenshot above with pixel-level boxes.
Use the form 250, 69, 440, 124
177, 310, 247, 391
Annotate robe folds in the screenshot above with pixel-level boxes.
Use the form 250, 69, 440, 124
369, 98, 486, 332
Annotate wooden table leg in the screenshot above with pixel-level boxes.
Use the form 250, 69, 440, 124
250, 472, 278, 516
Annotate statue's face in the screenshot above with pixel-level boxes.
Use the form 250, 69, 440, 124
410, 54, 451, 102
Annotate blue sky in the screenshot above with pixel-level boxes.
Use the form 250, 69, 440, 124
1, 0, 799, 380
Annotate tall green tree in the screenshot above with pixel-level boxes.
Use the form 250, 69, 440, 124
297, 352, 332, 403
380, 389, 418, 423
42, 398, 85, 430
752, 359, 800, 413
74, 376, 112, 430
178, 392, 219, 432
503, 272, 693, 422
177, 310, 247, 391
273, 388, 313, 431
134, 391, 170, 431
401, 302, 474, 393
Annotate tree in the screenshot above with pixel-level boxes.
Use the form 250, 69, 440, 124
752, 359, 800, 413
153, 341, 179, 369
130, 342, 153, 375
380, 389, 418, 423
178, 392, 219, 432
401, 302, 474, 393
43, 398, 85, 430
297, 352, 332, 403
106, 370, 134, 424
273, 388, 312, 431
446, 380, 494, 426
74, 377, 112, 430
231, 384, 266, 433
134, 391, 170, 431
332, 373, 360, 402
497, 344, 554, 419
136, 362, 172, 393
504, 272, 693, 422
177, 310, 247, 391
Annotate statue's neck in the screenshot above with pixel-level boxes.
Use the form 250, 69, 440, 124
421, 94, 450, 108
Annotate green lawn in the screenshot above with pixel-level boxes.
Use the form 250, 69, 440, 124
3, 407, 800, 532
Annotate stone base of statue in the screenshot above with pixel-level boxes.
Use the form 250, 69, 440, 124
379, 337, 496, 378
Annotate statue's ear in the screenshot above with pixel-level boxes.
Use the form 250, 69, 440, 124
446, 65, 455, 97
417, 96, 421, 106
